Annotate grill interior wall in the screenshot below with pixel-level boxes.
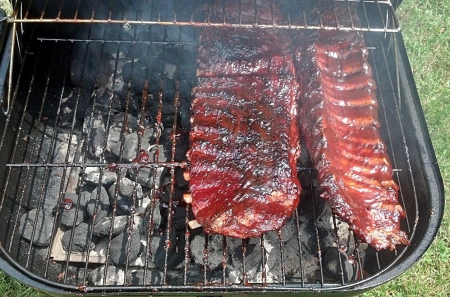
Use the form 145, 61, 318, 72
0, 1, 433, 293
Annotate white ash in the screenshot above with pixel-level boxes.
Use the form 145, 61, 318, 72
122, 128, 159, 162
165, 264, 212, 285
84, 111, 106, 159
86, 185, 111, 223
33, 132, 79, 213
109, 230, 143, 266
129, 269, 164, 286
92, 237, 109, 257
105, 113, 140, 159
190, 234, 224, 270
93, 216, 129, 238
84, 169, 117, 186
89, 265, 125, 286
164, 63, 177, 80
128, 145, 167, 188
108, 177, 143, 215
323, 247, 356, 281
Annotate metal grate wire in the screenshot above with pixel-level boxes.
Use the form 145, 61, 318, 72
9, 0, 400, 32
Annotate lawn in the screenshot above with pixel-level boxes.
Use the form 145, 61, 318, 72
0, 0, 448, 296
363, 0, 450, 296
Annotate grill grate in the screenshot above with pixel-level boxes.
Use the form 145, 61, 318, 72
10, 0, 400, 32
0, 1, 443, 295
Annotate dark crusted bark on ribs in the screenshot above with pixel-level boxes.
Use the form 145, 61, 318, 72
189, 0, 300, 238
295, 6, 409, 250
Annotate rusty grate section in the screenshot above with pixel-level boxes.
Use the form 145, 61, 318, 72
0, 16, 424, 297
10, 0, 400, 33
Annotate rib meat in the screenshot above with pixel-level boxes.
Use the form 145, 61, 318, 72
295, 7, 409, 250
189, 0, 300, 238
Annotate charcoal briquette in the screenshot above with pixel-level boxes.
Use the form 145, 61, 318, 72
129, 269, 164, 285
89, 265, 125, 286
154, 227, 185, 270
62, 222, 98, 253
109, 230, 143, 266
86, 185, 111, 223
59, 192, 89, 228
93, 216, 128, 238
84, 169, 117, 186
166, 264, 212, 285
108, 177, 144, 215
323, 247, 356, 281
19, 209, 54, 247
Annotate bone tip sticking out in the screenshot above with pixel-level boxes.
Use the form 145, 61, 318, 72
188, 219, 201, 229
183, 193, 192, 204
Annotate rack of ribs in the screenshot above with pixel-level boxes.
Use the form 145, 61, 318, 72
295, 5, 409, 250
188, 0, 301, 238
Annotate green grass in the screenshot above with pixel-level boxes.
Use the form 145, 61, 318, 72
0, 1, 449, 296
363, 0, 450, 296
0, 272, 43, 297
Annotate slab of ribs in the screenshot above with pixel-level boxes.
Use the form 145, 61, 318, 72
188, 0, 301, 238
188, 0, 409, 250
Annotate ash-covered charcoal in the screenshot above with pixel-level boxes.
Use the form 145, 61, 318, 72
141, 198, 162, 234
84, 169, 117, 186
83, 107, 106, 159
323, 247, 357, 281
262, 231, 306, 283
279, 215, 296, 243
334, 220, 357, 256
139, 199, 163, 266
121, 60, 150, 96
166, 264, 213, 285
92, 88, 124, 113
108, 177, 143, 215
128, 160, 166, 189
154, 226, 186, 270
86, 185, 111, 222
30, 133, 79, 213
122, 128, 160, 162
190, 234, 225, 270
93, 216, 128, 238
285, 235, 321, 282
19, 209, 54, 247
161, 128, 189, 162
58, 88, 92, 128
129, 269, 164, 286
89, 265, 125, 286
105, 113, 139, 160
62, 222, 98, 253
296, 190, 325, 255
59, 192, 89, 227
91, 237, 109, 258
119, 90, 141, 116
227, 238, 262, 283
109, 230, 143, 266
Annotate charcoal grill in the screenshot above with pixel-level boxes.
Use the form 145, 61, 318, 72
0, 0, 444, 296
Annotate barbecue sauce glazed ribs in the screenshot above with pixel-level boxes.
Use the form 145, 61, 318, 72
188, 0, 301, 238
294, 6, 409, 250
